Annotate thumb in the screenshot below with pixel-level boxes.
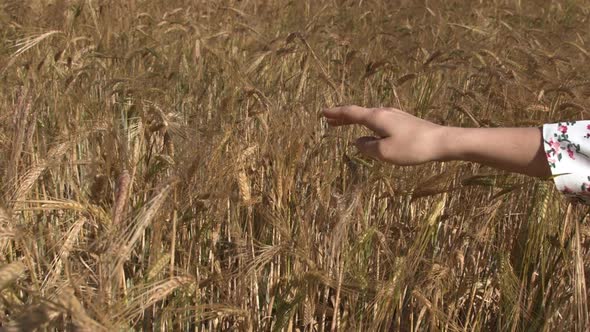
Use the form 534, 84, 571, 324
355, 136, 386, 160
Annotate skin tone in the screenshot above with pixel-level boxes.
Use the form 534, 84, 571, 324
322, 105, 552, 178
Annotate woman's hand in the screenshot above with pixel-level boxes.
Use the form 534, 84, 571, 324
322, 105, 447, 166
322, 105, 551, 178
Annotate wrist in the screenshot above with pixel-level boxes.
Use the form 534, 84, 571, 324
431, 126, 463, 162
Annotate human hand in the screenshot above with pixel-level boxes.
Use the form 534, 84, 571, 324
322, 106, 447, 166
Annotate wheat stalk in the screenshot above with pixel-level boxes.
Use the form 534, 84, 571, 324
0, 261, 26, 291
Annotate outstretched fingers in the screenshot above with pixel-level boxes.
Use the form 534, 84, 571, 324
323, 105, 372, 126
323, 105, 392, 138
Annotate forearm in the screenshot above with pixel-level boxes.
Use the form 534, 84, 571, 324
437, 126, 551, 178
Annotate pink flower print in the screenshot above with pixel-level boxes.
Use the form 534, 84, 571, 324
586, 124, 590, 130
559, 125, 568, 133
567, 147, 575, 159
548, 139, 561, 153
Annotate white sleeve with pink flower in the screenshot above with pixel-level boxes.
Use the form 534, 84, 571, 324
543, 121, 590, 204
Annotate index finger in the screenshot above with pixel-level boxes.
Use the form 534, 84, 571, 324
323, 105, 390, 137
322, 105, 371, 125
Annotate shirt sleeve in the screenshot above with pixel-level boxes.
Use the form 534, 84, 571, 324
543, 121, 590, 205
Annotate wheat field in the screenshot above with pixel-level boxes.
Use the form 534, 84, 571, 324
1, 0, 590, 330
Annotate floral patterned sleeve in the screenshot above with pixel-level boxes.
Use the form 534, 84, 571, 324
543, 121, 590, 204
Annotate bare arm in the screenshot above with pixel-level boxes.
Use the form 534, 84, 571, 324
322, 106, 551, 178
438, 127, 550, 178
